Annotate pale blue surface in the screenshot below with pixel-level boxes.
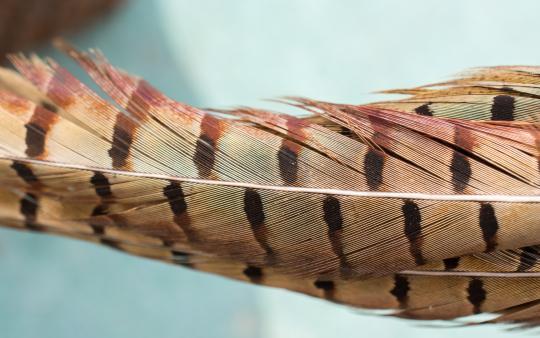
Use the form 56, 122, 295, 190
2, 1, 540, 337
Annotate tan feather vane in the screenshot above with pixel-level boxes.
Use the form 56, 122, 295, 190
0, 40, 539, 327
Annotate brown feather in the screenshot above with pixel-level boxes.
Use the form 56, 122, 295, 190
0, 44, 539, 327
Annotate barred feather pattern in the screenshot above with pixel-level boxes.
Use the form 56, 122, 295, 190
0, 41, 539, 327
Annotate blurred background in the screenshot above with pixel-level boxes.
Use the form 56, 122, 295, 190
1, 1, 540, 337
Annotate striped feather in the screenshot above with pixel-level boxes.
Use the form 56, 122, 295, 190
0, 43, 539, 327
2, 181, 540, 323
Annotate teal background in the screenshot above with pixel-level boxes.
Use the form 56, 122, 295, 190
1, 1, 540, 337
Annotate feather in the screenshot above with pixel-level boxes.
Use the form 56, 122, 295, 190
3, 178, 540, 323
371, 66, 540, 122
0, 0, 122, 61
0, 41, 539, 327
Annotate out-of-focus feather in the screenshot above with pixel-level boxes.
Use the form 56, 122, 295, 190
0, 0, 123, 61
0, 42, 539, 327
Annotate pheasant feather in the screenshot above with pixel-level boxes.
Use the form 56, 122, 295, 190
0, 41, 539, 327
